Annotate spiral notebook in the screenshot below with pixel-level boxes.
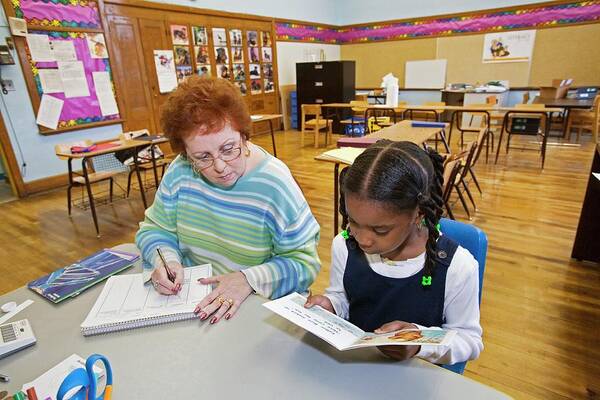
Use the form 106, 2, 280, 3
81, 264, 212, 336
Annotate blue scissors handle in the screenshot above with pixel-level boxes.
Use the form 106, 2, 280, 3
57, 354, 113, 400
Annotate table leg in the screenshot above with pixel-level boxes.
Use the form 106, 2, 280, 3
440, 129, 451, 153
82, 157, 100, 237
134, 147, 148, 209
562, 108, 571, 139
334, 163, 339, 236
150, 145, 159, 189
495, 114, 508, 164
67, 158, 74, 216
541, 113, 549, 169
268, 119, 277, 157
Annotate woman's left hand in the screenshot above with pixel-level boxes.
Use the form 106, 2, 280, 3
375, 320, 421, 361
194, 272, 254, 324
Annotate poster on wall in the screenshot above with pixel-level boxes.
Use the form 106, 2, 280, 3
171, 25, 189, 45
482, 30, 536, 63
153, 50, 177, 93
85, 33, 108, 58
193, 26, 208, 45
212, 28, 227, 46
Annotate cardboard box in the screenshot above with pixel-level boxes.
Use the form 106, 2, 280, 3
539, 79, 572, 99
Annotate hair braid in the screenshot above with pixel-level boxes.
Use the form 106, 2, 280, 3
339, 166, 350, 230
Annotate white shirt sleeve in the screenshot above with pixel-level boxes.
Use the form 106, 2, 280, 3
324, 234, 350, 319
416, 246, 483, 365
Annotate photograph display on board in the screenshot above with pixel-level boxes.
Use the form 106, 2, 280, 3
173, 45, 191, 66
247, 31, 258, 47
85, 33, 108, 58
195, 46, 209, 64
262, 47, 272, 62
264, 78, 274, 93
214, 47, 228, 64
212, 28, 227, 46
229, 29, 242, 46
261, 31, 272, 47
176, 65, 192, 83
250, 79, 262, 94
171, 25, 189, 45
233, 64, 245, 81
248, 47, 259, 63
217, 64, 230, 79
193, 26, 208, 45
232, 46, 244, 63
235, 81, 247, 95
197, 64, 211, 77
249, 63, 260, 78
262, 63, 273, 79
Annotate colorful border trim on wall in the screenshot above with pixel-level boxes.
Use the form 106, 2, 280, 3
12, 0, 101, 29
276, 1, 600, 43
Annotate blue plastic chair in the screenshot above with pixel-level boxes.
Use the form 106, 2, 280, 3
438, 218, 487, 374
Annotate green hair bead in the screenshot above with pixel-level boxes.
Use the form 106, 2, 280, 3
421, 275, 432, 286
341, 230, 350, 239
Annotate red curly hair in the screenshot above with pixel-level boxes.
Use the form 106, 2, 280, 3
160, 76, 251, 153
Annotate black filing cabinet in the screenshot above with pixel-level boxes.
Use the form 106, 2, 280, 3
296, 61, 356, 131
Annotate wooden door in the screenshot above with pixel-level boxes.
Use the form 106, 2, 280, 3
138, 18, 171, 133
106, 15, 156, 133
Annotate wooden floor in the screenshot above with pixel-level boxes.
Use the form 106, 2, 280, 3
1, 128, 598, 399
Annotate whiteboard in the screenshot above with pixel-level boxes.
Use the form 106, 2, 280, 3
405, 59, 447, 89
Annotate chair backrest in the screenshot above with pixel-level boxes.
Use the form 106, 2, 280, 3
486, 95, 497, 104
350, 100, 368, 113
302, 104, 322, 117
472, 128, 488, 166
439, 217, 488, 375
354, 94, 368, 102
515, 103, 545, 110
442, 159, 461, 203
522, 92, 530, 104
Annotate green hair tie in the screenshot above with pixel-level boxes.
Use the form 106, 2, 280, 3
341, 230, 350, 239
436, 223, 441, 232
421, 275, 432, 286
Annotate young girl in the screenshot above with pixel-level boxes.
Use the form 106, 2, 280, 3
306, 140, 482, 365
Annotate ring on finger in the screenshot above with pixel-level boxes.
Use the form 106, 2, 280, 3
152, 280, 159, 289
225, 298, 234, 307
217, 295, 225, 305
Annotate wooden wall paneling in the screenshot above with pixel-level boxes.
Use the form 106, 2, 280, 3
105, 15, 157, 132
138, 18, 171, 132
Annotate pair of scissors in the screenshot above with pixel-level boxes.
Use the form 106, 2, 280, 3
57, 354, 113, 400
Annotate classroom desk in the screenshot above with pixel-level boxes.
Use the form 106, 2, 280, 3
55, 137, 169, 236
251, 114, 282, 157
316, 120, 448, 234
0, 244, 510, 399
532, 97, 594, 137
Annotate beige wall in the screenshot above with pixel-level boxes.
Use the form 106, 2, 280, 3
340, 22, 600, 87
341, 38, 437, 87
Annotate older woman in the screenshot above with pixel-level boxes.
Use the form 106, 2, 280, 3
135, 76, 320, 324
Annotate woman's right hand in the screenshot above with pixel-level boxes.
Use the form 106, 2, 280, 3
304, 293, 335, 314
151, 261, 184, 295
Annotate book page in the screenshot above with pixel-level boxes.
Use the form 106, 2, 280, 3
346, 328, 457, 349
263, 292, 365, 350
317, 147, 365, 164
82, 265, 212, 328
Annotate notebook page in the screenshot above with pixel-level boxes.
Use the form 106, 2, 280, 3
81, 264, 211, 329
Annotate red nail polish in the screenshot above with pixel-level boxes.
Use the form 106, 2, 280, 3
210, 317, 217, 324
200, 312, 207, 320
225, 314, 231, 320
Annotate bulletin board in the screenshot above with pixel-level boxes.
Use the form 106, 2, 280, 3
3, 0, 122, 134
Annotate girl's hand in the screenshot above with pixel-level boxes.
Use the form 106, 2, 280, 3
194, 272, 254, 324
375, 320, 421, 361
150, 261, 184, 295
304, 294, 335, 314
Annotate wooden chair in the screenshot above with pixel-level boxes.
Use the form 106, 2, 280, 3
55, 139, 127, 235
445, 140, 478, 220
442, 159, 462, 220
354, 94, 368, 102
301, 104, 332, 148
522, 92, 530, 104
565, 95, 600, 142
340, 100, 368, 135
408, 101, 446, 121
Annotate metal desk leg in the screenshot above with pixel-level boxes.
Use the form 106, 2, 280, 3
134, 148, 148, 209
440, 129, 451, 153
268, 119, 277, 157
150, 145, 159, 189
541, 113, 549, 169
81, 157, 100, 237
495, 114, 508, 164
67, 158, 74, 216
562, 108, 571, 139
334, 163, 339, 236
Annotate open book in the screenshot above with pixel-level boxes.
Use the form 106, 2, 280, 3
81, 264, 211, 336
316, 147, 365, 165
263, 292, 456, 351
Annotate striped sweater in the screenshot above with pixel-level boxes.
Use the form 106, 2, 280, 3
135, 149, 321, 299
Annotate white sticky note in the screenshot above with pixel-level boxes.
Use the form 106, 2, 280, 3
8, 17, 27, 37
38, 69, 64, 93
92, 71, 119, 116
26, 34, 55, 62
36, 94, 63, 130
58, 61, 90, 98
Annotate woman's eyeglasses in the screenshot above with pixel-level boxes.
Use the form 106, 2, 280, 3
188, 146, 242, 170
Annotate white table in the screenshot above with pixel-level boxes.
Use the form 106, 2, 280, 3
0, 245, 511, 399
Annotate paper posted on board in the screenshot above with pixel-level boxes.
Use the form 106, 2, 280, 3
36, 94, 63, 130
8, 17, 27, 37
51, 40, 77, 62
93, 71, 119, 116
38, 69, 64, 94
26, 34, 54, 62
58, 61, 90, 98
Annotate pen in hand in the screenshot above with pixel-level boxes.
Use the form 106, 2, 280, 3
156, 248, 180, 291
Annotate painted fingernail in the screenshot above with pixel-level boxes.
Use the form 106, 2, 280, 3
210, 317, 217, 324
225, 314, 231, 320
200, 312, 207, 320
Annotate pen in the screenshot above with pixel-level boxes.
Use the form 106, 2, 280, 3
0, 372, 8, 382
26, 387, 39, 400
156, 248, 175, 283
